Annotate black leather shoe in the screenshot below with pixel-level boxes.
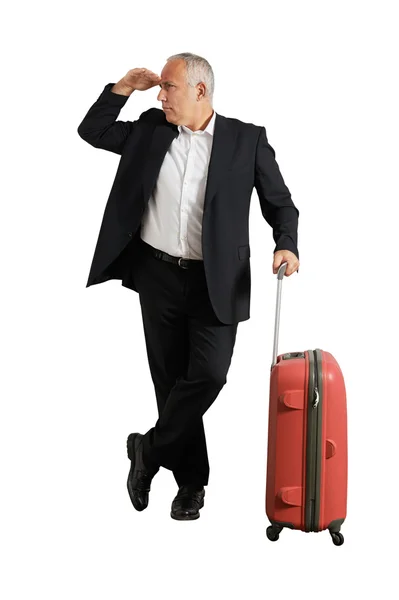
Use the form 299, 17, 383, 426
126, 433, 159, 511
170, 485, 205, 520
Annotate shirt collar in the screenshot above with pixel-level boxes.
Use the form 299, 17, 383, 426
177, 109, 216, 136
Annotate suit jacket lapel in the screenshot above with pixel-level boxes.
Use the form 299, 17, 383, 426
141, 112, 237, 213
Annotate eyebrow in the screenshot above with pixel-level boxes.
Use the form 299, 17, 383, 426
159, 81, 175, 87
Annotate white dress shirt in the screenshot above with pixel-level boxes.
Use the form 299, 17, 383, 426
140, 109, 217, 260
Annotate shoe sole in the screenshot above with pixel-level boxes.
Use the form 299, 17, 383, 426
170, 498, 205, 521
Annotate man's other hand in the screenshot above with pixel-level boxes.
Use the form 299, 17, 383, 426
273, 250, 300, 276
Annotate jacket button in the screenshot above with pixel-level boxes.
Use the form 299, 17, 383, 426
128, 232, 132, 237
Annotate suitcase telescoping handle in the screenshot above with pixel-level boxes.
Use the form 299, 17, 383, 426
271, 262, 288, 371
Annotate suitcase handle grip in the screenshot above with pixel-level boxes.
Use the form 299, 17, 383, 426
271, 262, 288, 370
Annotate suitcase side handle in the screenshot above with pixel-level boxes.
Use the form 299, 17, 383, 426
271, 262, 288, 370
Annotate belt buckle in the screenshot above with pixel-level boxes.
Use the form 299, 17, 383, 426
178, 257, 189, 269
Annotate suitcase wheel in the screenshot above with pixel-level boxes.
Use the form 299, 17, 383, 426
330, 531, 344, 546
266, 525, 282, 542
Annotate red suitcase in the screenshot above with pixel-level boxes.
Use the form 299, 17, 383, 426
265, 263, 348, 546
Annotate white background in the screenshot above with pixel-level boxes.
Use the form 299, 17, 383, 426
2, 0, 398, 597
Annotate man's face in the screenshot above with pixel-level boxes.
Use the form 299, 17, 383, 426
157, 59, 197, 124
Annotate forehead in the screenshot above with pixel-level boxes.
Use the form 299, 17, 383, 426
160, 60, 185, 84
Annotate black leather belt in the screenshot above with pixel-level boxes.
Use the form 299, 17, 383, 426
139, 239, 204, 270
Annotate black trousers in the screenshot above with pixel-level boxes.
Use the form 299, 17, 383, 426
132, 238, 238, 487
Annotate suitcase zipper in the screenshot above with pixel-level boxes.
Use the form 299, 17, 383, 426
313, 356, 320, 409
312, 350, 320, 531
305, 350, 323, 532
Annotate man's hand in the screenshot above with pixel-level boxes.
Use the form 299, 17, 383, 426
273, 250, 300, 276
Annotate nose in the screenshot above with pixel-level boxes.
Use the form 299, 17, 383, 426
157, 89, 166, 102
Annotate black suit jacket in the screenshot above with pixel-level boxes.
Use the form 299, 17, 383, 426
77, 82, 299, 325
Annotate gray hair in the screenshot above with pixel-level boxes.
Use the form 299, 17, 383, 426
166, 52, 214, 104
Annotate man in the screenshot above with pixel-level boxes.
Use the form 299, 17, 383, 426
77, 53, 300, 521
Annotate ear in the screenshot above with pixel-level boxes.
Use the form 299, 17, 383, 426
197, 82, 206, 100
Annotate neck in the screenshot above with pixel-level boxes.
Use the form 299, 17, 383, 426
185, 107, 214, 132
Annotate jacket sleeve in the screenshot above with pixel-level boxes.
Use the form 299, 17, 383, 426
77, 82, 153, 155
254, 126, 299, 259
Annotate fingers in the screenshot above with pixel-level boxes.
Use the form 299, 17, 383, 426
141, 68, 161, 80
284, 263, 300, 276
272, 256, 300, 276
145, 70, 162, 87
283, 262, 299, 276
